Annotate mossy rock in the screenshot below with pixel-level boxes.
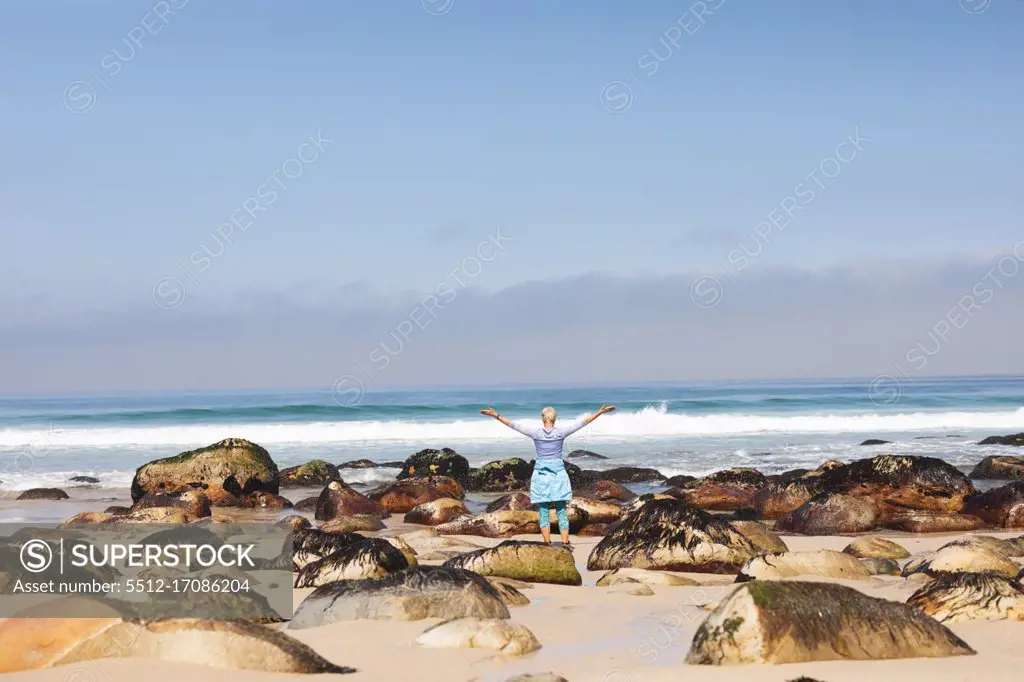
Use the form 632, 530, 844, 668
467, 458, 532, 492
279, 460, 341, 487
443, 540, 582, 586
398, 448, 470, 486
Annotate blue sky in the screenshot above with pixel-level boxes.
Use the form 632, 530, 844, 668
2, 0, 1023, 391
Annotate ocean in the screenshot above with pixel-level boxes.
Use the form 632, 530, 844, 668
1, 376, 1022, 503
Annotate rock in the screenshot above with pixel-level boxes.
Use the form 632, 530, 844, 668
730, 520, 789, 554
969, 455, 1024, 480
316, 479, 389, 520
902, 545, 1020, 579
736, 549, 872, 582
68, 475, 100, 484
686, 581, 974, 665
289, 566, 509, 627
664, 474, 697, 487
279, 459, 341, 487
816, 455, 975, 518
468, 458, 532, 492
484, 577, 531, 606
383, 536, 419, 566
109, 507, 192, 524
569, 496, 621, 523
60, 512, 114, 526
338, 459, 380, 468
673, 468, 767, 511
130, 438, 279, 505
277, 515, 312, 531
590, 466, 666, 484
566, 449, 607, 459
620, 493, 677, 518
486, 492, 534, 513
884, 512, 985, 533
575, 479, 637, 502
907, 573, 1024, 623
405, 498, 470, 526
318, 516, 385, 533
294, 538, 410, 587
577, 523, 611, 536
131, 487, 212, 519
861, 558, 901, 575
774, 492, 878, 535
103, 505, 130, 515
16, 488, 69, 501
860, 439, 891, 446
0, 616, 351, 674
370, 475, 464, 513
417, 617, 541, 655
586, 498, 760, 573
939, 535, 1023, 557
978, 432, 1024, 446
753, 477, 824, 519
398, 448, 470, 486
444, 540, 582, 585
843, 537, 910, 560
435, 511, 541, 538
294, 496, 318, 511
963, 481, 1024, 528
595, 567, 699, 587
237, 491, 293, 509
292, 528, 367, 569
608, 582, 655, 596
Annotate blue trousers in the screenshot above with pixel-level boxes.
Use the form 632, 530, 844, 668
537, 500, 569, 530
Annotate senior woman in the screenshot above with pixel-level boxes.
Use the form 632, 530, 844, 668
480, 404, 615, 546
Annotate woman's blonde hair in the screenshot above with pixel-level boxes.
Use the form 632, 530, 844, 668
541, 406, 557, 424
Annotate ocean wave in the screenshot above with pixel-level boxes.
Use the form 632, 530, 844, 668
0, 403, 1020, 447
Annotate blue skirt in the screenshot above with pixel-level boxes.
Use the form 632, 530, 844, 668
530, 458, 573, 504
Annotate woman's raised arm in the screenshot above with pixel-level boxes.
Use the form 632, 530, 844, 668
481, 406, 535, 437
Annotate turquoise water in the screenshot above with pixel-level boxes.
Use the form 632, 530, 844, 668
1, 376, 1022, 494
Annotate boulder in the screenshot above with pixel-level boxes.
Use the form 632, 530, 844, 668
901, 545, 1020, 579
103, 505, 130, 515
861, 558, 901, 576
0, 616, 351, 674
292, 528, 367, 569
485, 577, 531, 606
318, 516, 385, 533
566, 449, 607, 459
68, 475, 100, 484
736, 549, 872, 582
774, 492, 878, 535
370, 476, 464, 513
130, 438, 279, 505
686, 581, 974, 664
963, 481, 1024, 528
753, 477, 824, 519
860, 439, 891, 446
569, 497, 621, 523
434, 511, 540, 538
443, 540, 582, 586
486, 492, 534, 513
468, 458, 532, 492
620, 493, 676, 518
978, 432, 1024, 446
937, 535, 1023, 558
398, 448, 470, 486
674, 468, 767, 511
288, 566, 509, 628
595, 567, 699, 587
664, 474, 698, 487
108, 507, 191, 524
131, 487, 212, 519
970, 455, 1024, 480
843, 537, 910, 560
883, 512, 985, 533
277, 515, 312, 532
730, 520, 788, 554
279, 459, 341, 487
294, 496, 318, 511
338, 459, 381, 468
586, 498, 760, 573
294, 538, 410, 587
589, 467, 666, 484
907, 573, 1024, 623
316, 480, 389, 520
16, 488, 69, 501
575, 479, 637, 502
237, 491, 293, 509
416, 618, 541, 655
404, 498, 470, 526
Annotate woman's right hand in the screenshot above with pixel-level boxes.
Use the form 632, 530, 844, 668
598, 404, 616, 414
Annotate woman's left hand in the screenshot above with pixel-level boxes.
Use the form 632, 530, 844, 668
599, 404, 616, 414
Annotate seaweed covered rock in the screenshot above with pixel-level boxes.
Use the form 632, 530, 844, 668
963, 481, 1024, 528
586, 498, 760, 573
288, 566, 509, 628
467, 458, 532, 492
907, 573, 1024, 623
292, 528, 367, 569
444, 540, 582, 586
575, 479, 637, 502
901, 545, 1020, 579
294, 538, 410, 587
416, 618, 541, 655
736, 549, 872, 582
131, 438, 279, 505
279, 459, 341, 487
842, 537, 910, 560
686, 581, 974, 665
883, 512, 985, 533
937, 535, 1024, 558
674, 468, 767, 511
404, 498, 470, 526
370, 476, 465, 513
397, 448, 470, 486
485, 577, 531, 606
486, 492, 534, 513
753, 477, 824, 519
315, 480, 389, 520
978, 432, 1024, 446
774, 492, 878, 535
970, 455, 1024, 480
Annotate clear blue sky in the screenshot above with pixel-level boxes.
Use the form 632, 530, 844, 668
2, 0, 1023, 392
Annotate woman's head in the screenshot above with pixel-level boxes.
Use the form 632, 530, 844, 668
541, 406, 557, 426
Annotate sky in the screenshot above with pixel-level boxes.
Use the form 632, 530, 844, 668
2, 0, 1023, 393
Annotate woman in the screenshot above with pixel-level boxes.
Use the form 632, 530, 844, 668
480, 404, 616, 546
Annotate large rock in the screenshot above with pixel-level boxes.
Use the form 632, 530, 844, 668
567, 449, 608, 459
815, 455, 975, 518
486, 492, 534, 512
279, 459, 341, 487
730, 520, 788, 554
416, 618, 541, 655
131, 438, 279, 505
736, 549, 872, 582
590, 467, 666, 484
970, 455, 1024, 480
315, 480, 389, 520
404, 498, 470, 526
937, 535, 1024, 558
842, 537, 910, 560
674, 468, 767, 511
595, 567, 699, 587
686, 581, 974, 664
753, 477, 824, 519
16, 488, 70, 501
288, 566, 509, 628
443, 540, 582, 586
468, 458, 532, 492
883, 512, 985, 533
774, 492, 878, 535
0, 615, 351, 674
569, 496, 622, 523
317, 516, 385, 533
963, 481, 1024, 528
108, 507, 192, 524
901, 545, 1020, 579
370, 476, 464, 513
575, 479, 637, 502
434, 511, 540, 538
978, 432, 1024, 446
130, 487, 212, 519
907, 573, 1024, 623
586, 498, 760, 574
294, 538, 410, 587
397, 448, 470, 486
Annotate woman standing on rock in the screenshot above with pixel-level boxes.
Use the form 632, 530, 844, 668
480, 404, 616, 547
